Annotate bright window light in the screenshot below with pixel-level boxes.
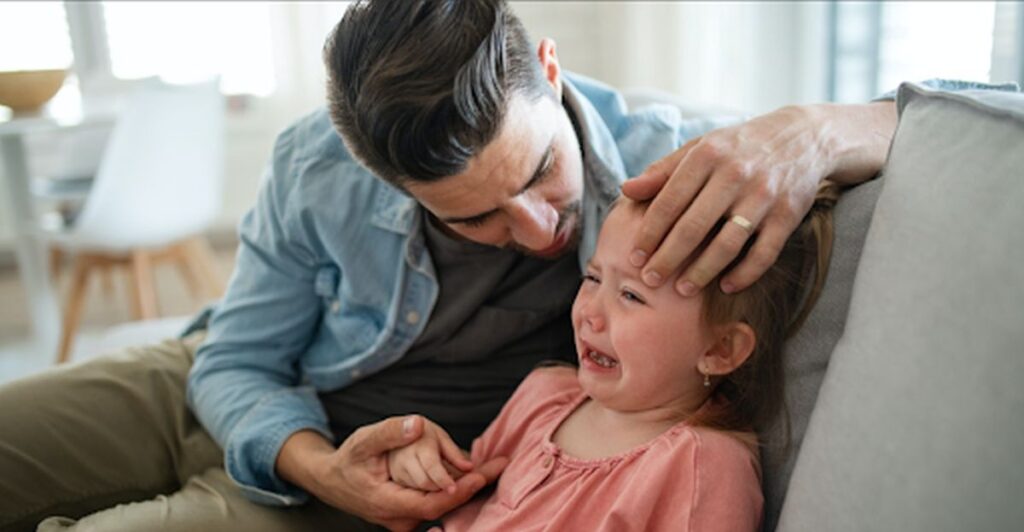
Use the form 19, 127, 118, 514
102, 1, 275, 96
0, 2, 73, 71
878, 2, 996, 91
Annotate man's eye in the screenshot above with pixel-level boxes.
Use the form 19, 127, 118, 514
621, 289, 645, 304
582, 273, 600, 284
460, 218, 487, 229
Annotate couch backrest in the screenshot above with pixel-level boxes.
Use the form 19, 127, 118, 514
758, 177, 884, 531
777, 83, 1024, 531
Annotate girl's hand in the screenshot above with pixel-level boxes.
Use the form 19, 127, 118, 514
387, 418, 475, 493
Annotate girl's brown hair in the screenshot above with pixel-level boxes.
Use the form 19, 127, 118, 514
701, 182, 840, 440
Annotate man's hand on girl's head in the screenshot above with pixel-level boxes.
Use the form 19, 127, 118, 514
622, 101, 896, 296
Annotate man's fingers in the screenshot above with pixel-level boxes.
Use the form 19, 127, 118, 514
622, 137, 700, 201
474, 456, 509, 484
640, 164, 741, 288
632, 142, 716, 270
348, 415, 423, 461
719, 220, 793, 293
675, 195, 772, 294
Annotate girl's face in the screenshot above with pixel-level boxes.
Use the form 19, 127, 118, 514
571, 204, 718, 415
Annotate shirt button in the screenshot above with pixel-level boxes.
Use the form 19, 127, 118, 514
350, 369, 362, 379
542, 456, 553, 468
406, 311, 420, 325
330, 300, 341, 313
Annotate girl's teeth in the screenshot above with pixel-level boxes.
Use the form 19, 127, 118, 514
588, 350, 617, 368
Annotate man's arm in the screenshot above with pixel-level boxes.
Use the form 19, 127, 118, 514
186, 122, 335, 505
187, 122, 505, 525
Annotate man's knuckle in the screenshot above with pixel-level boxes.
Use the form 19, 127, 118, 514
695, 139, 722, 163
720, 162, 750, 187
752, 181, 778, 205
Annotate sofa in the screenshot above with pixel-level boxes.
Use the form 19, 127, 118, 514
740, 83, 1024, 531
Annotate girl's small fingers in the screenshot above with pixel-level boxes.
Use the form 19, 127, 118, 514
424, 457, 458, 494
417, 451, 453, 493
405, 458, 439, 492
437, 434, 474, 471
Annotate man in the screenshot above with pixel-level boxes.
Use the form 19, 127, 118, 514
0, 1, 911, 530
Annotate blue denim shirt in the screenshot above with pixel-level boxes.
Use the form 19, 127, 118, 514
185, 72, 741, 506
186, 74, 1014, 506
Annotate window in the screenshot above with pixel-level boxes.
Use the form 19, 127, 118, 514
830, 1, 1002, 102
101, 2, 276, 96
0, 2, 73, 71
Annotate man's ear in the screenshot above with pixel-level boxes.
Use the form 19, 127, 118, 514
536, 38, 563, 100
702, 322, 757, 377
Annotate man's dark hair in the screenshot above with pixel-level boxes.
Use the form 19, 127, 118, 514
323, 0, 553, 186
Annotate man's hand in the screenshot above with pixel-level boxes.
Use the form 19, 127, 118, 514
387, 418, 474, 493
622, 101, 897, 295
275, 416, 507, 532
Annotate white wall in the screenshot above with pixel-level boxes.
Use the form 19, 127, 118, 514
514, 1, 831, 114
0, 2, 830, 261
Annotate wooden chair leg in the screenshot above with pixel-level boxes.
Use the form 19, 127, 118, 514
101, 264, 116, 298
171, 242, 203, 300
49, 247, 63, 282
56, 255, 92, 364
183, 237, 224, 300
129, 250, 159, 319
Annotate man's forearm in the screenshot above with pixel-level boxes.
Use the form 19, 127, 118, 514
811, 100, 898, 186
275, 429, 336, 496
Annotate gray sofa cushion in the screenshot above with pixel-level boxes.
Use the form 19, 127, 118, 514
777, 83, 1024, 531
760, 178, 883, 532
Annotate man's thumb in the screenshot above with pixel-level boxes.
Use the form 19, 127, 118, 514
350, 415, 423, 459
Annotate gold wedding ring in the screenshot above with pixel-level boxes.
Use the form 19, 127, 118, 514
728, 214, 754, 233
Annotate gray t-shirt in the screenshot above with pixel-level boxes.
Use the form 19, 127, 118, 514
318, 212, 579, 447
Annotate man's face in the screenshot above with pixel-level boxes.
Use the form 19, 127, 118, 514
405, 92, 585, 259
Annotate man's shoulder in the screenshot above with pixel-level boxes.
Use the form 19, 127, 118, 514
269, 108, 389, 205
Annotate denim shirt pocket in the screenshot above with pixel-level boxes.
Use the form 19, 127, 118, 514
314, 264, 341, 313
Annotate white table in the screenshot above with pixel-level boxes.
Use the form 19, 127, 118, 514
0, 91, 115, 353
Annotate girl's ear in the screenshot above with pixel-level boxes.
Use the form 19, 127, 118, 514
702, 322, 756, 377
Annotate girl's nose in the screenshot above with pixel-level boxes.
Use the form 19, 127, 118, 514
580, 296, 607, 332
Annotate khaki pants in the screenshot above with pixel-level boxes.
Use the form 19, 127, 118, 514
0, 334, 383, 532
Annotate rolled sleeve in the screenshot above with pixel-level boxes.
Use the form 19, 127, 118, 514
186, 124, 331, 505
873, 78, 1020, 102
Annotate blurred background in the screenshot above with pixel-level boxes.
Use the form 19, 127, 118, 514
0, 1, 1020, 380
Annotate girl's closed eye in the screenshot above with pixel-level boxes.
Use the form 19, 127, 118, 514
619, 287, 645, 305
582, 273, 601, 284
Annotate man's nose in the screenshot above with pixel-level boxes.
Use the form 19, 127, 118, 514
507, 197, 557, 250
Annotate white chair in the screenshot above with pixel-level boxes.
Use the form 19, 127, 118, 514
44, 79, 225, 363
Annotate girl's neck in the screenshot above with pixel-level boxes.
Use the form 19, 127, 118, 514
553, 391, 712, 460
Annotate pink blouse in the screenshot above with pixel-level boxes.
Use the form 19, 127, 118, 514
441, 367, 763, 532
